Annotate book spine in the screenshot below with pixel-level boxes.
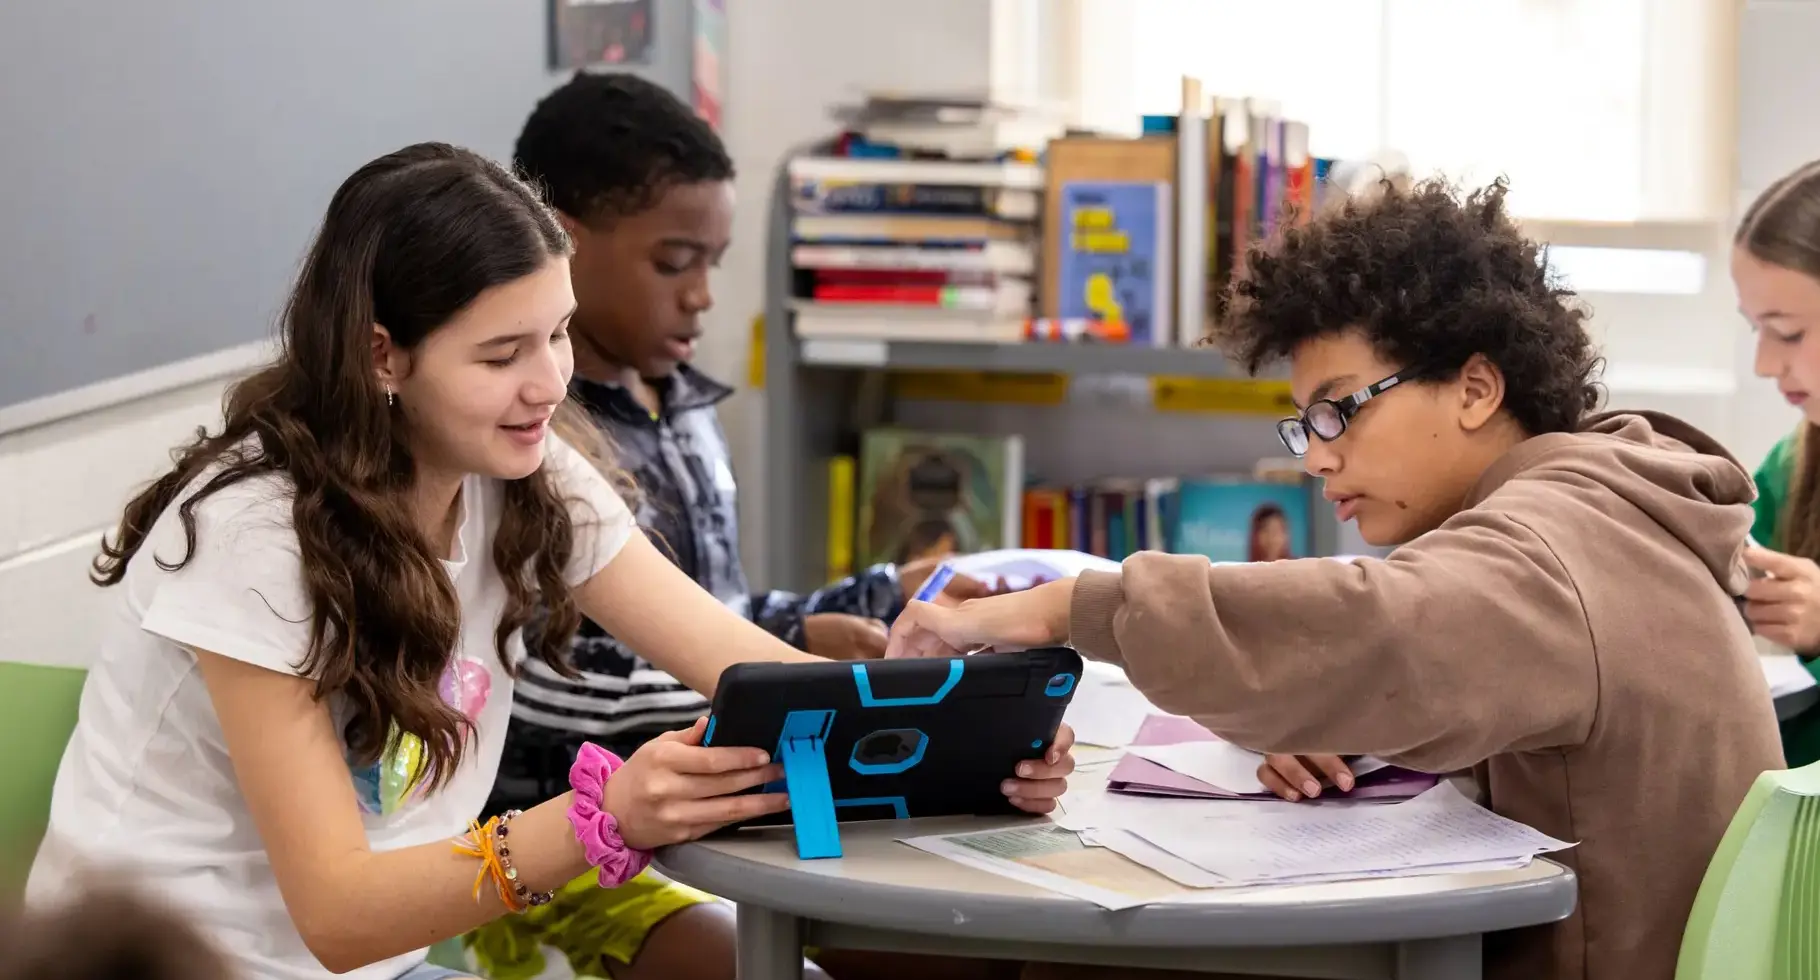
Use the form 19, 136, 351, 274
1175, 76, 1207, 351
826, 455, 855, 580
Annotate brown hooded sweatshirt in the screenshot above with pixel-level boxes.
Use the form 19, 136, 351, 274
1069, 411, 1784, 980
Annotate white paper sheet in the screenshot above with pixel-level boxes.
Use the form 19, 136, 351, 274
1125, 741, 1274, 795
1081, 826, 1533, 892
1122, 782, 1574, 885
899, 824, 1159, 910
1763, 653, 1818, 698
1062, 669, 1161, 748
948, 548, 1123, 591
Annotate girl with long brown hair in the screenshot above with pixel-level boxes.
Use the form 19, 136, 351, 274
1735, 158, 1820, 767
22, 142, 1073, 980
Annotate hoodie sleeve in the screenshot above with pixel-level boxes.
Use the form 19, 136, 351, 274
1068, 501, 1598, 774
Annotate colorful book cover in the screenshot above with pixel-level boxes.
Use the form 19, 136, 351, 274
691, 0, 725, 128
1171, 478, 1311, 563
855, 429, 1024, 567
1055, 180, 1172, 346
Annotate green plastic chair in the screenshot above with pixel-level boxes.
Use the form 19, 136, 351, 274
0, 659, 475, 971
0, 661, 87, 898
1677, 761, 1820, 979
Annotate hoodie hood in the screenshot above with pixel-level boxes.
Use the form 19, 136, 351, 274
1466, 410, 1757, 593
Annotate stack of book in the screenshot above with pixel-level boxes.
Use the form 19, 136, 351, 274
788, 94, 1062, 344
787, 84, 1402, 351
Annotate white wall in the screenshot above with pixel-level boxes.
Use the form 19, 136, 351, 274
711, 0, 1000, 582
0, 377, 234, 669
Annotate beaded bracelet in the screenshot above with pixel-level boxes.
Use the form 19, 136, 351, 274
450, 812, 553, 914
492, 809, 553, 911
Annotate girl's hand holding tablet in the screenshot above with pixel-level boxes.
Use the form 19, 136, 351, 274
603, 717, 790, 848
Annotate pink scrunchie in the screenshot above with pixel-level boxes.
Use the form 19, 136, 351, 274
567, 742, 653, 887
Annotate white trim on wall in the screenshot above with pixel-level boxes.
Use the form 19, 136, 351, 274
0, 338, 274, 439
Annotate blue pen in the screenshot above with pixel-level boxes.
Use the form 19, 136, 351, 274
912, 560, 957, 604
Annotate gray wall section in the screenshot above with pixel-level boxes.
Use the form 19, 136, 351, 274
0, 0, 692, 411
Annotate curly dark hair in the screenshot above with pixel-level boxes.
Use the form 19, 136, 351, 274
515, 71, 734, 223
1213, 177, 1602, 436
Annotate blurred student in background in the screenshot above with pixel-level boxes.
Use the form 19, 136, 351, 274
1733, 158, 1820, 767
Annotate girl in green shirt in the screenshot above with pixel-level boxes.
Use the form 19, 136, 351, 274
1737, 160, 1820, 766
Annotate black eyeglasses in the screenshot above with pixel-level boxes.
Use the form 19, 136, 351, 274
1276, 368, 1421, 457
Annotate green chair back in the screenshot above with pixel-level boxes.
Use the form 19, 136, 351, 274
1677, 761, 1820, 979
0, 661, 87, 898
0, 660, 478, 972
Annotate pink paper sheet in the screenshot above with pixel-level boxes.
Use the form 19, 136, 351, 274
1106, 714, 1439, 801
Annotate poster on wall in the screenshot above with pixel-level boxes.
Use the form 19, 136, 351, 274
691, 0, 724, 130
549, 0, 654, 69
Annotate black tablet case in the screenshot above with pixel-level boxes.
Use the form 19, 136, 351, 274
703, 648, 1083, 858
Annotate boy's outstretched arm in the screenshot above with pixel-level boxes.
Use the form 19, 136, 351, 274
1071, 498, 1599, 774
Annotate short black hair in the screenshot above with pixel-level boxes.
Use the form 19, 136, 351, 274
514, 71, 734, 223
1214, 177, 1602, 436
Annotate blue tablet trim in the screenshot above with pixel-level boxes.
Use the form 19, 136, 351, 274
1044, 672, 1077, 697
703, 715, 717, 745
776, 709, 841, 859
852, 659, 964, 707
848, 728, 928, 775
833, 796, 910, 819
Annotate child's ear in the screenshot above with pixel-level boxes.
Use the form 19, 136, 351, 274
371, 324, 407, 394
1457, 354, 1507, 432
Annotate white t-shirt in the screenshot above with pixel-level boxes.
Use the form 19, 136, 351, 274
26, 435, 633, 980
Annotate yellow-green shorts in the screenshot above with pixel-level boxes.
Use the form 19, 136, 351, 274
462, 868, 715, 979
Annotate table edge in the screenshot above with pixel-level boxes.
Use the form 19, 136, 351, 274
654, 844, 1579, 948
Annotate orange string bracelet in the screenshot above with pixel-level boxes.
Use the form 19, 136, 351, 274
450, 817, 526, 914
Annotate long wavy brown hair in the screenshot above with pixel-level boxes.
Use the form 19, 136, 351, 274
1738, 160, 1820, 561
92, 142, 616, 789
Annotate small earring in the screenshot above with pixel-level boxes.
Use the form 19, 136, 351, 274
384, 385, 395, 407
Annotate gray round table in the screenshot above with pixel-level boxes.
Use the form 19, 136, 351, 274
656, 795, 1577, 980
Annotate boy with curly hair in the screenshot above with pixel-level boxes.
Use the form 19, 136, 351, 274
887, 178, 1784, 980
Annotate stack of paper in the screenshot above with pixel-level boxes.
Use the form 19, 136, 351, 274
1107, 782, 1574, 888
1107, 714, 1438, 801
902, 783, 1574, 908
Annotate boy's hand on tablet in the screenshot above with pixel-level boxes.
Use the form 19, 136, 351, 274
803, 613, 889, 661
603, 718, 790, 849
1743, 545, 1820, 652
884, 578, 1075, 659
1258, 754, 1354, 802
1004, 723, 1076, 814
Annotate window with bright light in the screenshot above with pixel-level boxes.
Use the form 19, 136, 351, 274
1113, 0, 1729, 223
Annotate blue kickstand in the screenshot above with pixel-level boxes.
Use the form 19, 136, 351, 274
776, 709, 841, 860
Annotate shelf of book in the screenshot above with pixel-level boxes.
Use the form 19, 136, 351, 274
794, 337, 1247, 378
760, 116, 1356, 592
